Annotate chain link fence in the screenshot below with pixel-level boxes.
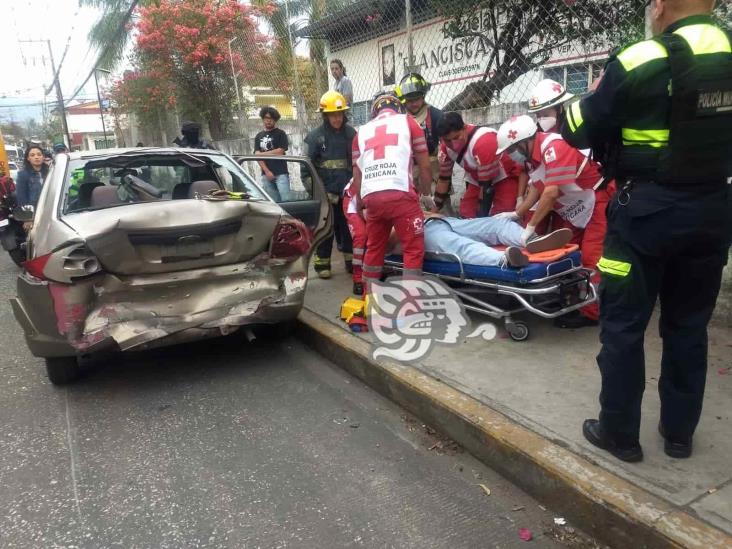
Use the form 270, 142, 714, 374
217, 0, 649, 153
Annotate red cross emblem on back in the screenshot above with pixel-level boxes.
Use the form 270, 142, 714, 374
508, 129, 518, 140
365, 124, 400, 161
552, 83, 563, 93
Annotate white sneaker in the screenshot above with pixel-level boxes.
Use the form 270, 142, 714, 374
504, 246, 529, 268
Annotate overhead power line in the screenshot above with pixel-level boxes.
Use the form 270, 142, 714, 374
43, 2, 83, 96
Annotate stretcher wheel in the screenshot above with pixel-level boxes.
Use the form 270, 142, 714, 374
507, 322, 530, 342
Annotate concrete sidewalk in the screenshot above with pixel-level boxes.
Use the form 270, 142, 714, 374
300, 254, 731, 545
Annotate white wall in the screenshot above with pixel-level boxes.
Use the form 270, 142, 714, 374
328, 15, 607, 109
67, 112, 113, 134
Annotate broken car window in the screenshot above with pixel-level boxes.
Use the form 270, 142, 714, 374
63, 152, 268, 214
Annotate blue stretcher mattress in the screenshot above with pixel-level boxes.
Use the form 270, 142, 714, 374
385, 251, 583, 284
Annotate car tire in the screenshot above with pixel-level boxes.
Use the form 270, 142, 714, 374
8, 248, 25, 267
45, 356, 81, 385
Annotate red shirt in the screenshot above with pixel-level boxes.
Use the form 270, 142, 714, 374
528, 133, 603, 228
529, 132, 602, 193
438, 125, 501, 185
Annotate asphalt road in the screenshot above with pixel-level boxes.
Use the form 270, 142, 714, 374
0, 254, 592, 548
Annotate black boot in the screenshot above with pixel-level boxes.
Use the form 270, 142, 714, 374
352, 281, 364, 296
582, 419, 643, 462
658, 422, 692, 458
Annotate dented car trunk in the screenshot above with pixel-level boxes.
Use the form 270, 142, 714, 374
62, 199, 282, 275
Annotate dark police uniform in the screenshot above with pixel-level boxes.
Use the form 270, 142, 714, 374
562, 15, 732, 449
304, 121, 357, 275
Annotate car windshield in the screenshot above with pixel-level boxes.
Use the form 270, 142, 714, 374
62, 151, 268, 214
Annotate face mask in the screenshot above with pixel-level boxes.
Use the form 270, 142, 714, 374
537, 116, 557, 132
509, 149, 527, 164
450, 139, 466, 151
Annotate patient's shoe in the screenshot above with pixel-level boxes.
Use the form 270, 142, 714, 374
526, 228, 573, 254
504, 246, 529, 268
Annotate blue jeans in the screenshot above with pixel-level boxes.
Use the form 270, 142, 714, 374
424, 216, 524, 266
260, 173, 291, 202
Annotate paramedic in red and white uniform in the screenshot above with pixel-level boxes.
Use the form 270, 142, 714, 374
350, 94, 434, 289
342, 179, 367, 296
495, 115, 615, 329
433, 111, 525, 218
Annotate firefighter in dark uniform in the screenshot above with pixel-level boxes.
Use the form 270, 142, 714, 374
305, 91, 357, 279
562, 0, 731, 462
396, 73, 447, 212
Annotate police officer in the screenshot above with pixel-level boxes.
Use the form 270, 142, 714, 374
305, 91, 357, 279
562, 0, 731, 462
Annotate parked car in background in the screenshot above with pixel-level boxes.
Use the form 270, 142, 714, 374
11, 148, 332, 384
8, 161, 19, 180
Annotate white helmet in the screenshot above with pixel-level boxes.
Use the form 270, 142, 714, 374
527, 79, 574, 113
496, 115, 538, 154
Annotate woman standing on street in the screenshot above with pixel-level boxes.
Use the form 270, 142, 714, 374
15, 145, 49, 231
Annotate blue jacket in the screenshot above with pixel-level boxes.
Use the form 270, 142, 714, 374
15, 169, 44, 207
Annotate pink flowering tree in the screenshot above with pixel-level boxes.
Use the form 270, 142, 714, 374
124, 0, 275, 139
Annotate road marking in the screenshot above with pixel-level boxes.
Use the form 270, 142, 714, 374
64, 390, 83, 523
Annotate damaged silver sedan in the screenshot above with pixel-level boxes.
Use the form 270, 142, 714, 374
11, 148, 331, 384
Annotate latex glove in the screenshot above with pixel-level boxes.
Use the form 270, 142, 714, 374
516, 195, 525, 209
327, 193, 340, 205
493, 211, 520, 221
419, 194, 436, 211
521, 224, 536, 246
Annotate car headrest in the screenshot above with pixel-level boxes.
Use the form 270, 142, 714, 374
77, 181, 104, 208
188, 180, 220, 199
90, 186, 123, 208
172, 182, 192, 199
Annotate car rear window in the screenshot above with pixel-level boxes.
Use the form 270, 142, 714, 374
62, 152, 268, 214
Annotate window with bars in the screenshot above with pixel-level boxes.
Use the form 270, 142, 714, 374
542, 61, 607, 94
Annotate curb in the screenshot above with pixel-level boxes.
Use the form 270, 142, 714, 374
296, 308, 732, 549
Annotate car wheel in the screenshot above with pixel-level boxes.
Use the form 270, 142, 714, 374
8, 248, 26, 267
45, 356, 81, 385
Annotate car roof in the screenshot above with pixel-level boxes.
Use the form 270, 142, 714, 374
66, 147, 225, 160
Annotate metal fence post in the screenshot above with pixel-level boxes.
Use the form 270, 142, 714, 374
285, 0, 309, 142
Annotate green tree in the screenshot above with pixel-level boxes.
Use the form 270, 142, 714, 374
80, 0, 148, 69
429, 0, 646, 110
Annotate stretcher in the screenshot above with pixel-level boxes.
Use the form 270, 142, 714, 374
384, 245, 597, 341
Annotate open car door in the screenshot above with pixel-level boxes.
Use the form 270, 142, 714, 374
235, 155, 332, 255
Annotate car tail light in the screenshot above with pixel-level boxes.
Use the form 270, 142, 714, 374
23, 243, 102, 283
270, 217, 312, 260
23, 253, 52, 280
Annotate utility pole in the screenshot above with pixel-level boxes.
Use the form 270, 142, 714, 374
94, 68, 111, 148
404, 0, 418, 74
20, 40, 72, 146
283, 0, 308, 143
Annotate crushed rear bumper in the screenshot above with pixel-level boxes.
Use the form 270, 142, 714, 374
13, 256, 309, 358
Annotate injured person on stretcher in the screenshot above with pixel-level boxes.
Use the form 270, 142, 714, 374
388, 213, 572, 268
